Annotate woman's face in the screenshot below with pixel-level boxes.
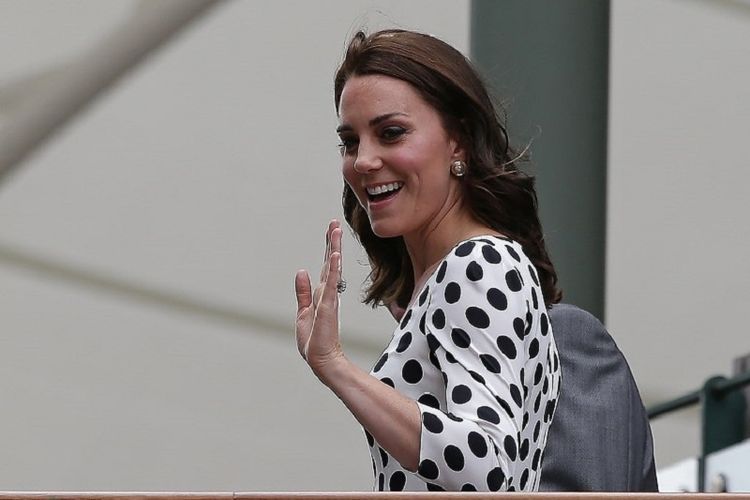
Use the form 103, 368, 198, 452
337, 74, 464, 239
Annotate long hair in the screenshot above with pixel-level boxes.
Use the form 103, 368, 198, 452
334, 29, 562, 309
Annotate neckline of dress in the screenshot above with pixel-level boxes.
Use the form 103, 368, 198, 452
403, 233, 514, 314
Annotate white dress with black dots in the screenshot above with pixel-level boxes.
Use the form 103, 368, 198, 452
366, 236, 561, 492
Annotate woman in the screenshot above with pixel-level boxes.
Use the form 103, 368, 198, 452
294, 29, 561, 492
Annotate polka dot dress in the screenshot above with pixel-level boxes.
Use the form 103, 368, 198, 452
367, 236, 561, 492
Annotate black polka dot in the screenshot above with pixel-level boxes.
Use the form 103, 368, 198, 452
446, 412, 463, 422
482, 245, 502, 263
468, 431, 488, 458
520, 468, 529, 489
373, 353, 388, 372
452, 384, 472, 404
418, 286, 430, 306
533, 421, 541, 442
455, 241, 475, 257
378, 472, 384, 491
513, 317, 525, 340
402, 359, 423, 384
389, 471, 406, 491
511, 384, 523, 407
429, 350, 441, 370
418, 459, 439, 480
504, 435, 517, 460
431, 308, 446, 330
532, 449, 541, 470
399, 309, 412, 330
466, 261, 484, 281
419, 312, 426, 333
506, 245, 521, 262
461, 483, 477, 491
365, 429, 374, 447
379, 447, 389, 466
478, 406, 500, 424
469, 370, 485, 384
531, 287, 539, 309
532, 362, 542, 385
444, 282, 461, 303
480, 354, 502, 373
542, 377, 549, 395
520, 438, 530, 460
496, 335, 517, 359
395, 332, 412, 353
423, 411, 444, 433
486, 288, 508, 310
426, 333, 440, 353
505, 269, 523, 291
466, 307, 490, 328
418, 393, 440, 409
487, 467, 506, 491
451, 328, 470, 348
528, 264, 539, 286
496, 396, 515, 418
529, 338, 539, 358
540, 312, 549, 335
522, 411, 529, 430
445, 351, 457, 363
545, 399, 557, 421
446, 412, 464, 422
444, 445, 465, 471
525, 310, 533, 335
380, 377, 394, 388
436, 261, 447, 283
426, 483, 445, 492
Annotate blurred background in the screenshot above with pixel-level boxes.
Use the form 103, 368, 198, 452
0, 0, 748, 491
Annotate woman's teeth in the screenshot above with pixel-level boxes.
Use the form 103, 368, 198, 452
367, 182, 403, 196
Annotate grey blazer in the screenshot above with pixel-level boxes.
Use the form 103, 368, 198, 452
540, 304, 659, 491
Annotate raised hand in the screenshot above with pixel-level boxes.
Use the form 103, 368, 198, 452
294, 220, 345, 378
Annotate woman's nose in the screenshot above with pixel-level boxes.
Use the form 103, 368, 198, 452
352, 142, 383, 174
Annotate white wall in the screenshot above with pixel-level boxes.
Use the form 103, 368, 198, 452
0, 0, 469, 490
608, 0, 750, 467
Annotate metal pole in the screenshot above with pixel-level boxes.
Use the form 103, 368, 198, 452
470, 0, 610, 319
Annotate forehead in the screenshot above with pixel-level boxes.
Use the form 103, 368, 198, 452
338, 74, 431, 120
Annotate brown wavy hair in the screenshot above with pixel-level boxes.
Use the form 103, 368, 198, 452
334, 29, 562, 309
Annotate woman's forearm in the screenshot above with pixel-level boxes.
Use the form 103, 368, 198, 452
316, 356, 421, 472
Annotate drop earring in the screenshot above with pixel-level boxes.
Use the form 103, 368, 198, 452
450, 160, 467, 177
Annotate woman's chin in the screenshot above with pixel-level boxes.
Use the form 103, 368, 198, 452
369, 221, 403, 239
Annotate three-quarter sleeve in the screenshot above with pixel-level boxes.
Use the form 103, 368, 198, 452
413, 238, 559, 492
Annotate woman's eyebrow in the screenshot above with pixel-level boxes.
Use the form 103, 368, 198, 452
336, 112, 409, 134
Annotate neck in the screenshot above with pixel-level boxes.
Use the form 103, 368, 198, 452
403, 200, 491, 284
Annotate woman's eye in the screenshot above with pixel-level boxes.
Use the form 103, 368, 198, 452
381, 126, 406, 141
337, 137, 358, 155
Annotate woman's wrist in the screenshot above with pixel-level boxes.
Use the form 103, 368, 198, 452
311, 351, 352, 388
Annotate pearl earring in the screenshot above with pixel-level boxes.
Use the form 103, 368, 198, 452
450, 160, 467, 177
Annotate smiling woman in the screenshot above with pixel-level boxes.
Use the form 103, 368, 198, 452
294, 29, 561, 492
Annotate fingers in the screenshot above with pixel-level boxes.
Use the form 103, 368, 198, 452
320, 220, 339, 282
295, 270, 312, 313
319, 251, 341, 309
320, 220, 341, 282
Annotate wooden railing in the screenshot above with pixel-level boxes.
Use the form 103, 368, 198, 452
1, 493, 750, 500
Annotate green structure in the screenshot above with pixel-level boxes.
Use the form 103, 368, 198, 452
470, 1, 610, 319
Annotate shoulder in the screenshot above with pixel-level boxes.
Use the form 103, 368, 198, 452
424, 236, 538, 332
433, 235, 535, 293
